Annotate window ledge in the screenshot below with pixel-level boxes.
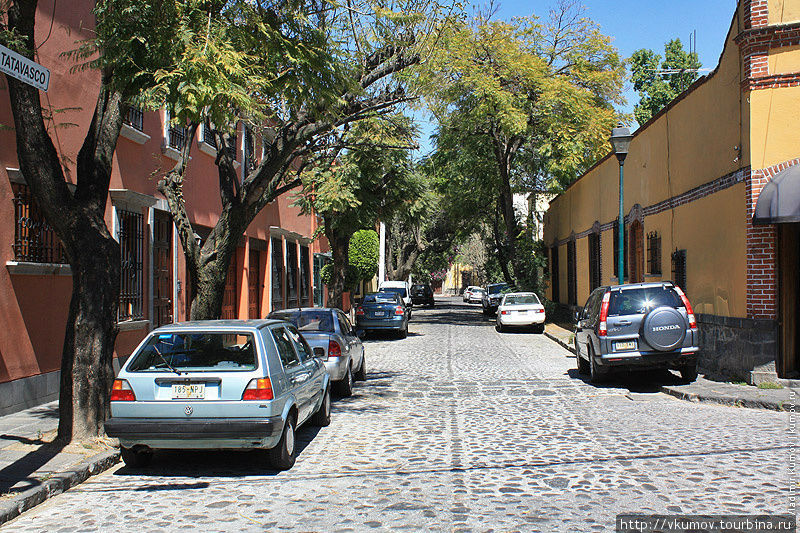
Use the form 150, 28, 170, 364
198, 141, 217, 158
162, 145, 183, 161
6, 261, 71, 276
120, 124, 150, 145
118, 319, 150, 332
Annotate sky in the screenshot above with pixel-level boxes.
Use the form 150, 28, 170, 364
414, 0, 739, 155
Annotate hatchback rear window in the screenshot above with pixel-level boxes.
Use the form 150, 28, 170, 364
127, 332, 257, 372
364, 293, 399, 304
380, 287, 407, 298
271, 310, 335, 333
607, 287, 683, 316
504, 294, 541, 306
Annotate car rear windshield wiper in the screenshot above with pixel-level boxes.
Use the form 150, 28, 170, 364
153, 345, 182, 375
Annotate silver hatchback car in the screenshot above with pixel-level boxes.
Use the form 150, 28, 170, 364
105, 320, 331, 470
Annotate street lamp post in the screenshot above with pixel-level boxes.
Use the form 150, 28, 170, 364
610, 124, 633, 285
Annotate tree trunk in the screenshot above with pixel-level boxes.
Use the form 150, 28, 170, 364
5, 0, 123, 442
324, 217, 350, 310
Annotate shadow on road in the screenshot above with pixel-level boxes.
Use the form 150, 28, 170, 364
566, 367, 687, 393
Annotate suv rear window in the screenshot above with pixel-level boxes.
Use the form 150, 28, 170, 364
271, 310, 335, 333
128, 332, 257, 372
608, 287, 683, 316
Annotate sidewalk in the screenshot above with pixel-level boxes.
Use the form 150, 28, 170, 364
544, 323, 799, 412
0, 401, 119, 526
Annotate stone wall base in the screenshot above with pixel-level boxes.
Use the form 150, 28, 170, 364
696, 313, 778, 382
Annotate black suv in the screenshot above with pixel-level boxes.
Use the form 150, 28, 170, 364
411, 283, 435, 308
574, 282, 699, 383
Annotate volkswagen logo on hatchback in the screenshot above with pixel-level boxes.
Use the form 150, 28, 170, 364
184, 406, 193, 416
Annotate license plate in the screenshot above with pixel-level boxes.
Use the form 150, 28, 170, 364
171, 383, 205, 399
614, 341, 636, 351
372, 311, 385, 318
516, 310, 527, 314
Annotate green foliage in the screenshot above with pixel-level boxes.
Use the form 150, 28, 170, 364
630, 39, 701, 126
348, 229, 380, 282
320, 263, 333, 285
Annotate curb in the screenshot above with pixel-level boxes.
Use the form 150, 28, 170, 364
544, 330, 574, 355
0, 449, 120, 526
660, 386, 798, 412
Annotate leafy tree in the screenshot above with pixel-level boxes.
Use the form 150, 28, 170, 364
149, 0, 451, 319
296, 115, 424, 307
630, 38, 701, 126
426, 2, 625, 288
349, 229, 380, 283
0, 0, 200, 441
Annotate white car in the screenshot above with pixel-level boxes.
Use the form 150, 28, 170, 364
496, 292, 546, 333
468, 288, 485, 304
463, 286, 481, 302
379, 281, 413, 311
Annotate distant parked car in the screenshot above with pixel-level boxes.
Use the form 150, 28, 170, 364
482, 282, 509, 315
468, 287, 485, 304
496, 292, 546, 333
574, 282, 700, 384
463, 286, 481, 302
269, 308, 366, 397
105, 320, 331, 470
379, 280, 413, 315
356, 292, 410, 338
411, 283, 435, 308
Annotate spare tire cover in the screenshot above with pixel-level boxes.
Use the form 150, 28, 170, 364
641, 306, 686, 351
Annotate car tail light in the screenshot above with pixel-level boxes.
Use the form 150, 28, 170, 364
328, 340, 342, 357
598, 292, 611, 337
395, 306, 404, 315
500, 310, 509, 315
242, 378, 274, 400
110, 379, 135, 402
535, 309, 545, 313
673, 286, 697, 329
356, 307, 365, 316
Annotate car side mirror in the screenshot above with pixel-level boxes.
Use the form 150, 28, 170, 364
574, 310, 581, 322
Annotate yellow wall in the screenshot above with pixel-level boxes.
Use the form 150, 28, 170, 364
543, 8, 749, 315
769, 0, 800, 24
750, 86, 800, 170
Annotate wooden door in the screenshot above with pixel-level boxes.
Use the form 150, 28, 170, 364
248, 250, 262, 319
222, 252, 239, 320
629, 220, 644, 283
153, 211, 173, 327
779, 224, 799, 377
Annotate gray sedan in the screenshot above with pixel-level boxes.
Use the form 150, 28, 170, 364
269, 308, 366, 396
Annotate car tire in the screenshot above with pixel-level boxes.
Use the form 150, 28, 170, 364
679, 363, 698, 383
120, 446, 152, 468
588, 346, 607, 383
336, 366, 354, 397
269, 415, 297, 470
496, 323, 504, 333
311, 387, 331, 427
399, 326, 408, 339
354, 353, 367, 381
533, 324, 545, 334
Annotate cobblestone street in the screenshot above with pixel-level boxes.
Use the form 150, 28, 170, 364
3, 297, 793, 532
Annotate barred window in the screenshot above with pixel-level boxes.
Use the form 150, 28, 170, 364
202, 123, 217, 148
672, 249, 687, 292
567, 239, 577, 306
124, 106, 144, 131
286, 242, 299, 309
11, 183, 67, 264
118, 209, 144, 321
588, 232, 601, 290
243, 127, 255, 173
300, 245, 310, 304
550, 246, 560, 303
167, 123, 187, 151
647, 231, 662, 275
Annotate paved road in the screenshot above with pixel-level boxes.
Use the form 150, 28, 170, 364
3, 297, 793, 532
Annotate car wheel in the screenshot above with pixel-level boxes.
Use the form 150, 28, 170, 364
120, 446, 152, 468
576, 342, 590, 375
679, 362, 698, 383
269, 415, 297, 470
336, 366, 354, 397
354, 353, 367, 381
496, 322, 504, 332
533, 323, 545, 334
311, 387, 331, 427
399, 326, 408, 339
588, 346, 607, 384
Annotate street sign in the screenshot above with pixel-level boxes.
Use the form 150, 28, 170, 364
0, 44, 50, 92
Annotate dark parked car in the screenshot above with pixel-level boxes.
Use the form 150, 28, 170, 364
411, 283, 435, 308
574, 282, 699, 383
269, 308, 366, 397
356, 292, 410, 338
482, 282, 509, 315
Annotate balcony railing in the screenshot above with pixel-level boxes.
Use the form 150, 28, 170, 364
124, 106, 144, 131
11, 183, 68, 264
168, 124, 188, 151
